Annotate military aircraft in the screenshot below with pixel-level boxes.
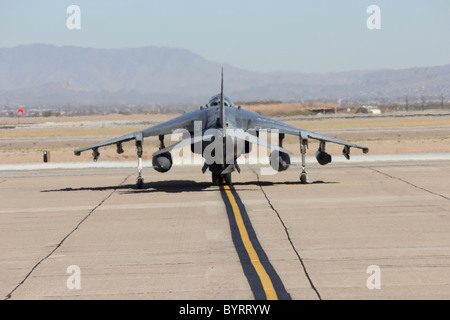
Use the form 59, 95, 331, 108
74, 70, 369, 188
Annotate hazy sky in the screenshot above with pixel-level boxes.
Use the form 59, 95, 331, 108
1, 0, 449, 73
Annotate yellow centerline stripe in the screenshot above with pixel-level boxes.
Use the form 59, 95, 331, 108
223, 185, 278, 300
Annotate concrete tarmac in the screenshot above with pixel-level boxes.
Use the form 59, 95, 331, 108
1, 158, 449, 300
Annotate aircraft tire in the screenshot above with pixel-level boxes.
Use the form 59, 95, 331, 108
224, 173, 232, 186
300, 173, 307, 184
212, 173, 221, 186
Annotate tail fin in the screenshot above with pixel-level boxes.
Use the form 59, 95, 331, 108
219, 68, 225, 133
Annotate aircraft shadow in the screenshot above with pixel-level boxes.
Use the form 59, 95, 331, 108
232, 180, 338, 187
127, 180, 213, 194
41, 184, 135, 193
41, 179, 337, 194
41, 180, 213, 194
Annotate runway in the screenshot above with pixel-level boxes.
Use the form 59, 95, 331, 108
1, 156, 449, 300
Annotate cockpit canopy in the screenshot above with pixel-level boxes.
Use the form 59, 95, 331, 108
207, 94, 234, 108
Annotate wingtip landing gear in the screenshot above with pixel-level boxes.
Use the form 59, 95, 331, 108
137, 177, 144, 189
136, 134, 144, 189
300, 171, 307, 184
299, 135, 308, 184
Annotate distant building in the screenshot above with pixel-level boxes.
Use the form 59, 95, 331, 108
363, 105, 381, 114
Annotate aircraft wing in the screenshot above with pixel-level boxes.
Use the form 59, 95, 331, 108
246, 114, 369, 154
303, 130, 369, 153
74, 110, 205, 156
74, 131, 138, 155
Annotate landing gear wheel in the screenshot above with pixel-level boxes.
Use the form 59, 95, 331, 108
300, 172, 307, 184
212, 173, 221, 186
137, 177, 144, 189
224, 173, 232, 186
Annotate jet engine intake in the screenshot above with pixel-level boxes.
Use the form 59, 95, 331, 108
270, 151, 291, 172
315, 150, 332, 165
152, 152, 173, 173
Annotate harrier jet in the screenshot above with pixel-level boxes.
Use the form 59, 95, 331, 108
75, 70, 369, 188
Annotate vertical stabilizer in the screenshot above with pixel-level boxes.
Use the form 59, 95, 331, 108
219, 68, 225, 133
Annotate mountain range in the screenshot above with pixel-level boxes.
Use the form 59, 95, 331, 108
0, 44, 449, 108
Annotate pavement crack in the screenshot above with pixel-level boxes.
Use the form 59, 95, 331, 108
252, 170, 322, 300
368, 167, 449, 201
4, 174, 131, 300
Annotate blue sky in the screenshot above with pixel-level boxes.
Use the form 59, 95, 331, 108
1, 0, 449, 73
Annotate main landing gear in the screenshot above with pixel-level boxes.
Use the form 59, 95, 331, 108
212, 173, 232, 186
209, 163, 235, 186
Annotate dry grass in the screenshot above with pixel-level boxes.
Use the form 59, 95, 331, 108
0, 126, 145, 139
242, 102, 340, 117
287, 116, 450, 131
